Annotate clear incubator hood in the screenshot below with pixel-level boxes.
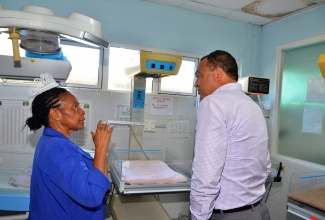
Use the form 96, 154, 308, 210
0, 4, 109, 82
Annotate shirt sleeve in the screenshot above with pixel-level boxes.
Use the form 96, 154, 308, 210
44, 139, 111, 208
190, 99, 228, 220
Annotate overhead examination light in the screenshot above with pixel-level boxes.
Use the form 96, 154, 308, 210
0, 4, 108, 81
20, 30, 60, 54
0, 5, 109, 49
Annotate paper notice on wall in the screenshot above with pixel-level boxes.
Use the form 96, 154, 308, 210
302, 106, 322, 134
167, 120, 190, 138
114, 104, 130, 121
150, 96, 173, 115
306, 77, 325, 103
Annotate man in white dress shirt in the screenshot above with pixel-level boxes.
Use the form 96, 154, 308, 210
190, 50, 271, 220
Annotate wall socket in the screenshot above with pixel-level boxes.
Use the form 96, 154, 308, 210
144, 119, 155, 132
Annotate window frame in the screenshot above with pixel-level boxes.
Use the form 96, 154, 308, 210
0, 35, 200, 96
106, 41, 200, 96
271, 34, 325, 166
158, 56, 198, 96
59, 38, 104, 89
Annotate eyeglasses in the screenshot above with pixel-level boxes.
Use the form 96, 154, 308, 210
105, 182, 115, 205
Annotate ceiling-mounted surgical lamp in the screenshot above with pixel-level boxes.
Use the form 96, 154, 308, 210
0, 4, 109, 81
0, 5, 108, 49
0, 4, 108, 65
20, 30, 60, 54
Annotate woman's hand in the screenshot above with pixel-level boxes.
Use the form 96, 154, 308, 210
90, 120, 114, 176
91, 120, 114, 150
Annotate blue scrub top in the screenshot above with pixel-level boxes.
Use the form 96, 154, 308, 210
28, 128, 111, 220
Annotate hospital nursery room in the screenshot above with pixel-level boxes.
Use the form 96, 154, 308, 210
0, 0, 325, 220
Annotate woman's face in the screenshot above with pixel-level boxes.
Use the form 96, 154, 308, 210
56, 92, 85, 136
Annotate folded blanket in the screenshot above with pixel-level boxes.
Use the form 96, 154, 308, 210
288, 187, 325, 212
8, 167, 32, 188
121, 160, 187, 185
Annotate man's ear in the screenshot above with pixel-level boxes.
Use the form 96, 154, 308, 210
49, 108, 61, 121
214, 67, 224, 80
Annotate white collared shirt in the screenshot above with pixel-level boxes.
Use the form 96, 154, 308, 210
190, 83, 271, 220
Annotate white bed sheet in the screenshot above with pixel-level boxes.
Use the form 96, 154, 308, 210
121, 160, 187, 185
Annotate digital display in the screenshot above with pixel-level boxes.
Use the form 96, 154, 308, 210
146, 60, 175, 72
248, 77, 270, 94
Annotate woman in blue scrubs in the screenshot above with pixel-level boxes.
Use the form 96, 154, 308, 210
24, 73, 114, 220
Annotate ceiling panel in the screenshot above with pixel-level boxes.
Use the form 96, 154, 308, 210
242, 0, 317, 19
226, 10, 274, 25
144, 0, 325, 25
183, 1, 233, 17
144, 0, 188, 7
193, 0, 256, 10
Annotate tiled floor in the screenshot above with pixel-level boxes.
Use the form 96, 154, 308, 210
105, 206, 114, 220
0, 212, 28, 220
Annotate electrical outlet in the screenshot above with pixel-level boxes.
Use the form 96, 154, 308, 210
144, 119, 155, 132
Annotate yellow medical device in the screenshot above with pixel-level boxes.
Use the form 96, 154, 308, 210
318, 54, 325, 78
125, 51, 182, 78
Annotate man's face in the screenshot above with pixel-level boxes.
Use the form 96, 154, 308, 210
194, 58, 219, 100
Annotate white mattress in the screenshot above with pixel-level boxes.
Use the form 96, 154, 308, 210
121, 160, 187, 185
288, 187, 325, 212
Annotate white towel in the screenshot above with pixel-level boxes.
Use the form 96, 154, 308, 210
8, 167, 32, 188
